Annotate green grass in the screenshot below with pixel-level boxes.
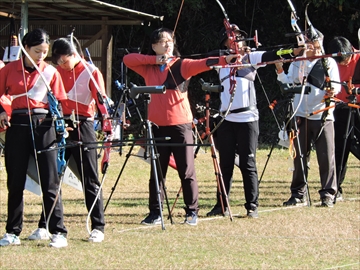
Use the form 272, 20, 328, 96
0, 146, 359, 269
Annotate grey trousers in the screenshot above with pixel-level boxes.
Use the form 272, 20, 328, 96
291, 117, 337, 199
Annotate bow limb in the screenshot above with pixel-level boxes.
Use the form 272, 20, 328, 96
287, 0, 306, 47
208, 0, 239, 136
284, 1, 308, 124
173, 0, 185, 38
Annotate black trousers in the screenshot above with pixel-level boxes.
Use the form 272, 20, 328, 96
149, 123, 199, 214
5, 114, 67, 236
38, 120, 105, 232
217, 120, 259, 210
334, 107, 360, 194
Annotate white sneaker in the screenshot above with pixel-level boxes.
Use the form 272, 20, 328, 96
0, 233, 21, 246
49, 234, 68, 248
28, 228, 49, 240
88, 229, 104, 243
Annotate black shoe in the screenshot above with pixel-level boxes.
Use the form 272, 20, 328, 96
320, 197, 334, 208
283, 197, 307, 207
141, 212, 161, 225
246, 208, 259, 218
206, 205, 229, 217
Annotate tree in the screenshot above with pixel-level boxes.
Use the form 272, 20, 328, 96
108, 0, 360, 144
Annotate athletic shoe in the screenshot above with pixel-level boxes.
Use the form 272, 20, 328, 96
49, 234, 68, 248
184, 212, 198, 226
321, 197, 334, 208
28, 228, 49, 240
141, 212, 161, 225
246, 208, 259, 218
88, 229, 104, 243
283, 197, 307, 206
206, 205, 229, 217
335, 192, 343, 202
0, 233, 21, 246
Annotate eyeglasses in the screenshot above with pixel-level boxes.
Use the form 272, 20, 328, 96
157, 39, 174, 46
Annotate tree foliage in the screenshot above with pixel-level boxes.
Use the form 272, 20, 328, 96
108, 0, 360, 144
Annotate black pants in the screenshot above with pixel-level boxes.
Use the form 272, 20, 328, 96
334, 107, 360, 194
217, 120, 259, 210
38, 120, 105, 232
5, 114, 67, 236
149, 123, 199, 214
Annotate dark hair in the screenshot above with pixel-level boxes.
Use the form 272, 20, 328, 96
219, 24, 248, 49
147, 28, 180, 56
22, 28, 50, 48
305, 27, 324, 42
327, 36, 353, 63
52, 35, 83, 65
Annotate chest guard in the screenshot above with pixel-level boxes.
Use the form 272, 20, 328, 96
307, 60, 326, 89
221, 54, 257, 83
163, 59, 189, 92
236, 54, 257, 81
24, 65, 57, 103
67, 64, 97, 105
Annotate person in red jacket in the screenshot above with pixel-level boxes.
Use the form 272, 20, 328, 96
123, 27, 238, 226
0, 28, 68, 248
327, 36, 360, 201
30, 35, 109, 242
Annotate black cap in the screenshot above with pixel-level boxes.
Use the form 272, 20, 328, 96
219, 24, 248, 47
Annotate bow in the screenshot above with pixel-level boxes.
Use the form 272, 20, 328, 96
69, 31, 113, 234
18, 30, 67, 237
69, 31, 113, 174
305, 3, 332, 127
283, 0, 308, 126
207, 0, 239, 137
18, 33, 67, 176
287, 0, 306, 48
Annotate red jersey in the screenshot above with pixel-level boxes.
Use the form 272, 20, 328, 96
123, 54, 227, 126
336, 49, 360, 103
57, 61, 106, 118
0, 58, 67, 110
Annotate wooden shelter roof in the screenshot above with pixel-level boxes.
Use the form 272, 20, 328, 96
0, 0, 163, 25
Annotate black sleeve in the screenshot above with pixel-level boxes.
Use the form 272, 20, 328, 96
261, 48, 298, 62
261, 50, 280, 62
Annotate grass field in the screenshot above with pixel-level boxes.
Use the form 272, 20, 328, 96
0, 145, 359, 269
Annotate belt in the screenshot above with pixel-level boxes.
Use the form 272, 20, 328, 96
221, 105, 257, 115
64, 115, 93, 121
12, 108, 49, 115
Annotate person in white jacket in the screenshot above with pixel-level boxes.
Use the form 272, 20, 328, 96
275, 28, 341, 207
